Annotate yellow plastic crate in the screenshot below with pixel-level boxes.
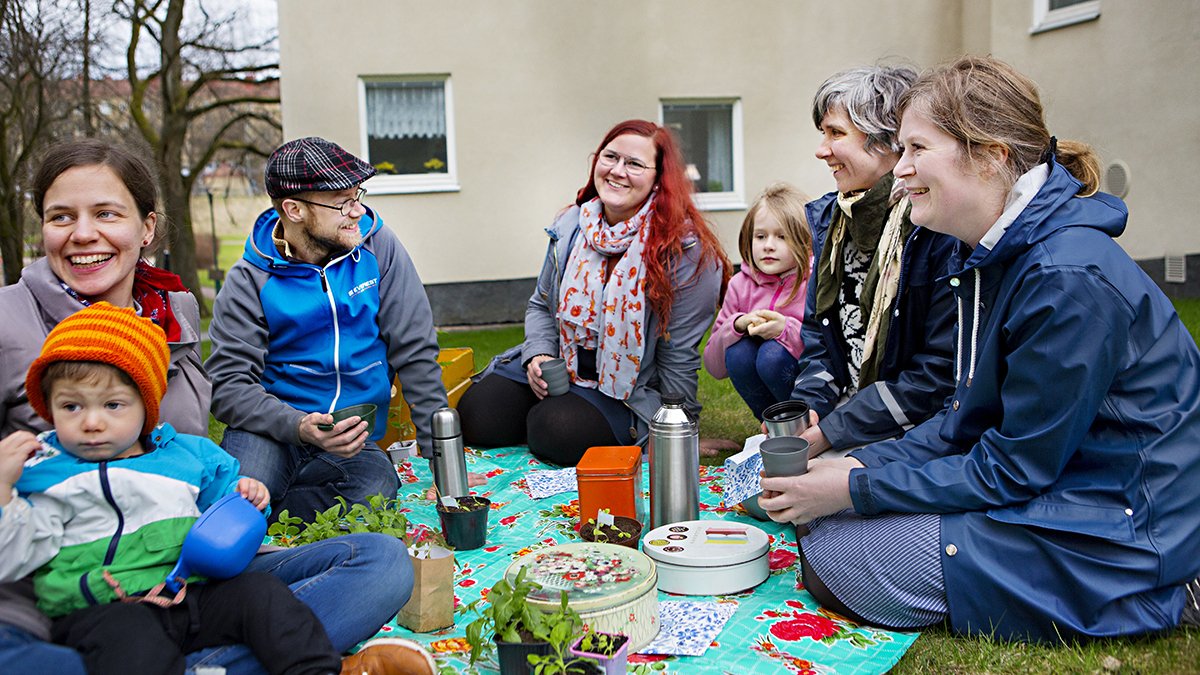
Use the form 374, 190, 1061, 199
379, 347, 475, 449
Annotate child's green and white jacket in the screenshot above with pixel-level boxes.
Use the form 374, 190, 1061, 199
0, 423, 242, 617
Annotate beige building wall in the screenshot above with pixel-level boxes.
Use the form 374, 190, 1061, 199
982, 0, 1200, 261
279, 0, 1200, 293
279, 0, 960, 286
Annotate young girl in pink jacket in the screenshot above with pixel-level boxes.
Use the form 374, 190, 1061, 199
704, 183, 813, 419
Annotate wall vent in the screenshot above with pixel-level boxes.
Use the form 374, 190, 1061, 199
1105, 161, 1130, 198
1164, 255, 1187, 284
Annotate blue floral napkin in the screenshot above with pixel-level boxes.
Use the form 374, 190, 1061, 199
639, 600, 739, 656
525, 467, 577, 499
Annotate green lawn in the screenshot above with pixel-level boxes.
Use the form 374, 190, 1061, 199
199, 299, 1200, 672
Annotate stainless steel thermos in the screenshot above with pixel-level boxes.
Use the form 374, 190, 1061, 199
430, 407, 470, 497
648, 393, 699, 529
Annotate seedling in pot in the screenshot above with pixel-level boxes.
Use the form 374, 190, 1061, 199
463, 566, 588, 670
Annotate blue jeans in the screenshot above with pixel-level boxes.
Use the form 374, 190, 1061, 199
725, 337, 800, 420
185, 533, 413, 674
0, 624, 86, 675
221, 429, 400, 522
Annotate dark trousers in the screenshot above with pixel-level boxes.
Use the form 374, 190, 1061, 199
51, 572, 341, 675
459, 373, 619, 466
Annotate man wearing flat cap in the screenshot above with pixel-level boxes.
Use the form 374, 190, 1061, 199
207, 137, 466, 519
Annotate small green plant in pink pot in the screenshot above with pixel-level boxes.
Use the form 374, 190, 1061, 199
569, 629, 628, 675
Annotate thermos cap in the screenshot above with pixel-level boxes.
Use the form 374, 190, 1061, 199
660, 392, 685, 406
431, 407, 461, 439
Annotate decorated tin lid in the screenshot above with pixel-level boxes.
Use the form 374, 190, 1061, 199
641, 520, 769, 567
504, 542, 657, 613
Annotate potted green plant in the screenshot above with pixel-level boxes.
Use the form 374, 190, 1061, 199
577, 509, 641, 549
267, 494, 413, 545
568, 629, 628, 675
435, 494, 491, 550
464, 567, 587, 675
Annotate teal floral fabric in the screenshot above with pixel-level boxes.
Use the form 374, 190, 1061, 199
372, 446, 918, 674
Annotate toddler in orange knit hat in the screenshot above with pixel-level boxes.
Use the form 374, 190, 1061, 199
0, 303, 437, 675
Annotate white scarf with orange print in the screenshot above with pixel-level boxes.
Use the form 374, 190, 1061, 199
558, 195, 654, 400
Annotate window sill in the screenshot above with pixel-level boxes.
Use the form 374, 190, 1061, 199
693, 192, 746, 212
1030, 1, 1100, 34
365, 174, 460, 195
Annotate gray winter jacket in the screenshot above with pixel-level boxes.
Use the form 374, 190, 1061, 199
0, 258, 210, 438
486, 205, 723, 444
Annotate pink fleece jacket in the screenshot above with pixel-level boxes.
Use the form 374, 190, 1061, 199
703, 263, 810, 379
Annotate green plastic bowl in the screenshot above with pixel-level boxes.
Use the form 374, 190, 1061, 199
316, 403, 377, 435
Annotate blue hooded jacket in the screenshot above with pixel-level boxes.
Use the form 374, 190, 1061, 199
207, 206, 446, 455
849, 162, 1200, 641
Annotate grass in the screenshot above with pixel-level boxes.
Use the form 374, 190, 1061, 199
197, 300, 1200, 672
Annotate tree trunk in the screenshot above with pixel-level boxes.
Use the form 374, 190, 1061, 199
159, 141, 206, 314
0, 191, 22, 285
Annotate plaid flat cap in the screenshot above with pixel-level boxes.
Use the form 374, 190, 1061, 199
265, 136, 376, 199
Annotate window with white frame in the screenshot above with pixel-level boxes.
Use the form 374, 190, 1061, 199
359, 76, 458, 193
1031, 0, 1100, 34
661, 99, 744, 210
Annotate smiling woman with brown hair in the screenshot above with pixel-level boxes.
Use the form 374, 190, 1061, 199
0, 139, 420, 674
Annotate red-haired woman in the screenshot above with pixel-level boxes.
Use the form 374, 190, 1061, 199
458, 120, 732, 466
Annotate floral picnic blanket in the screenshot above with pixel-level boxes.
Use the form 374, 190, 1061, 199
374, 446, 917, 674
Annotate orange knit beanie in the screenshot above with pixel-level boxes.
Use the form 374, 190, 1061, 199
26, 302, 170, 436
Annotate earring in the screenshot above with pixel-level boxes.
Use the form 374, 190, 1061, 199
142, 238, 152, 246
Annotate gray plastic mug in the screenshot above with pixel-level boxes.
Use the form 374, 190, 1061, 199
762, 400, 810, 438
539, 358, 570, 396
759, 436, 810, 477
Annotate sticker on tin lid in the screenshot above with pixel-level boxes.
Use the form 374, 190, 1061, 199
641, 519, 769, 567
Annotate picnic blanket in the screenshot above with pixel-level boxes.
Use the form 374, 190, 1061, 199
374, 445, 917, 674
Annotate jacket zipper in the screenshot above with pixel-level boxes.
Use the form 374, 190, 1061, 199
80, 462, 123, 606
318, 267, 343, 412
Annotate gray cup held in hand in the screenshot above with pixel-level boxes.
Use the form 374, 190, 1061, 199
539, 357, 570, 396
759, 436, 810, 477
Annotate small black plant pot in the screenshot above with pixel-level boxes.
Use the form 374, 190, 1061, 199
494, 637, 552, 675
436, 496, 490, 550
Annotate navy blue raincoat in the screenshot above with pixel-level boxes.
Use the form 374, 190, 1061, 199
849, 161, 1200, 641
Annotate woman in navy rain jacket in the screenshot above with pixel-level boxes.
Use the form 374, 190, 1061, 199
760, 56, 1200, 641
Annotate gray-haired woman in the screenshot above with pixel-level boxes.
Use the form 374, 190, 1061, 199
781, 64, 957, 459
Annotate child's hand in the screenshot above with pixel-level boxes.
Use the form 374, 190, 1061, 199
0, 431, 40, 503
236, 478, 271, 511
747, 310, 786, 340
734, 312, 766, 334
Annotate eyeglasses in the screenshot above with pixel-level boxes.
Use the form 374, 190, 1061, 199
595, 150, 656, 176
290, 187, 367, 217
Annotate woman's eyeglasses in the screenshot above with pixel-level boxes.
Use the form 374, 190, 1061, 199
291, 187, 367, 217
595, 150, 655, 176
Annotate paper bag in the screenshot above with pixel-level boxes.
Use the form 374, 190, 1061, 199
396, 545, 456, 632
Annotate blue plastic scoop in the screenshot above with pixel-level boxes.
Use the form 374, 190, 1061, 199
164, 493, 267, 593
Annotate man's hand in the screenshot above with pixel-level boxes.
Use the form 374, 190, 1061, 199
526, 354, 553, 399
0, 431, 39, 507
236, 477, 271, 511
746, 309, 786, 341
298, 412, 369, 457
